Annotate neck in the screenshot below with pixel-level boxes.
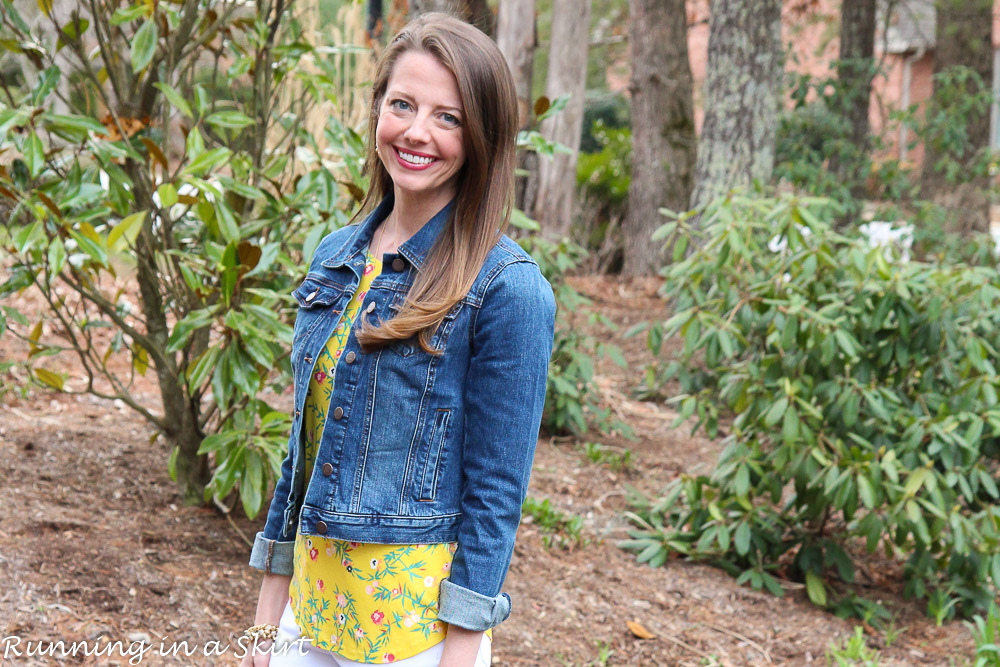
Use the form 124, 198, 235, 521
389, 185, 456, 241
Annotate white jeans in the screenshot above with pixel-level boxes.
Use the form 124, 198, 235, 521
266, 600, 492, 667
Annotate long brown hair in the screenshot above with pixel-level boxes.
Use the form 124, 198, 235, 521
354, 12, 519, 354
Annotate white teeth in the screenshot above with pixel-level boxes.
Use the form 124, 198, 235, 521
398, 150, 435, 165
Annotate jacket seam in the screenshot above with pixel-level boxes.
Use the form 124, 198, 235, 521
302, 509, 463, 519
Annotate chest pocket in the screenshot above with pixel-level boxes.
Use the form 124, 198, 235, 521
293, 278, 348, 310
291, 278, 349, 374
386, 292, 464, 357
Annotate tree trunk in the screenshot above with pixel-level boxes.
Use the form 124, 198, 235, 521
409, 0, 463, 18
621, 0, 695, 276
466, 0, 494, 35
834, 0, 876, 199
920, 0, 993, 234
408, 0, 489, 27
497, 0, 535, 129
690, 0, 782, 210
496, 0, 536, 212
533, 0, 591, 238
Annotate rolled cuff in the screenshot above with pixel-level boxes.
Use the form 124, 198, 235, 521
248, 532, 295, 576
436, 578, 511, 631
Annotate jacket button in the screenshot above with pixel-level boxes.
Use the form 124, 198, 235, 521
333, 406, 344, 420
304, 355, 312, 363
345, 351, 356, 364
316, 521, 327, 534
321, 462, 334, 476
294, 409, 301, 418
392, 258, 405, 271
365, 301, 376, 314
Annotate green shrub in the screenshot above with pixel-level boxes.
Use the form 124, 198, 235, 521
967, 602, 1000, 667
622, 193, 1000, 620
825, 627, 881, 667
521, 495, 588, 549
581, 441, 632, 472
517, 229, 630, 438
577, 120, 631, 208
0, 0, 351, 513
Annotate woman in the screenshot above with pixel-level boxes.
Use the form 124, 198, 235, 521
239, 13, 556, 667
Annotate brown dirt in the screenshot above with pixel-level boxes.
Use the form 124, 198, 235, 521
0, 273, 976, 666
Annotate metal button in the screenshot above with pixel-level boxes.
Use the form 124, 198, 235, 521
333, 406, 344, 420
365, 301, 376, 314
294, 409, 301, 418
345, 351, 356, 364
392, 258, 405, 271
315, 521, 327, 534
305, 289, 318, 302
321, 462, 333, 476
304, 355, 312, 363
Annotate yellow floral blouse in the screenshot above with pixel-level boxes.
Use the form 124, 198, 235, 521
288, 248, 487, 664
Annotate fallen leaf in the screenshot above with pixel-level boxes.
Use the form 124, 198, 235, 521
627, 619, 655, 639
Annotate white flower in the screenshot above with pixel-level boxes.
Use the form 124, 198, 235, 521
859, 221, 914, 263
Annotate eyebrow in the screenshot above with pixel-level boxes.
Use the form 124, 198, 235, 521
386, 90, 463, 115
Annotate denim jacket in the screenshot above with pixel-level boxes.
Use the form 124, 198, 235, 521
248, 195, 556, 631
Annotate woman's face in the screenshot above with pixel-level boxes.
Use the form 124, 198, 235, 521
375, 50, 467, 206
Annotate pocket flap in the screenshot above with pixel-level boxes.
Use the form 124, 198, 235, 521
293, 279, 347, 308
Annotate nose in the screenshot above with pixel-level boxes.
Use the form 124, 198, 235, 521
402, 111, 432, 144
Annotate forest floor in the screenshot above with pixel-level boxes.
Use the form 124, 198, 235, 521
0, 274, 979, 666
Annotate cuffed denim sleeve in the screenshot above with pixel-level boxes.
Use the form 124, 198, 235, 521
436, 258, 556, 631
248, 427, 299, 576
249, 533, 295, 576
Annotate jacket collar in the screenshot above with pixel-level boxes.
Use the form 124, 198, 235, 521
321, 194, 454, 272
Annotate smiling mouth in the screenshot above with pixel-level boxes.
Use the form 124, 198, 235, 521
394, 146, 438, 166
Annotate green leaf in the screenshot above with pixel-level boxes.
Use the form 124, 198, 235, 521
130, 19, 158, 73
510, 207, 540, 231
206, 110, 256, 130
167, 445, 179, 482
857, 474, 876, 509
31, 66, 59, 106
734, 522, 751, 556
56, 16, 89, 50
108, 210, 146, 250
241, 451, 264, 518
110, 4, 149, 25
166, 310, 214, 353
153, 82, 193, 119
180, 147, 231, 177
782, 405, 799, 443
764, 396, 788, 427
47, 236, 66, 277
24, 131, 44, 178
215, 201, 240, 243
186, 345, 221, 390
69, 228, 108, 267
34, 367, 64, 390
41, 113, 105, 142
157, 183, 178, 208
843, 390, 860, 427
904, 468, 929, 497
805, 570, 827, 606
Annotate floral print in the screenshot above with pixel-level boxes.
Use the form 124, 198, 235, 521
289, 248, 486, 664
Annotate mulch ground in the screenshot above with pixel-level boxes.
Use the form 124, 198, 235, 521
0, 274, 977, 666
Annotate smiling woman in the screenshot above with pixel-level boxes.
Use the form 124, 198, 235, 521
240, 12, 556, 667
375, 50, 467, 216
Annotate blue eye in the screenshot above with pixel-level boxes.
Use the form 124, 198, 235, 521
390, 99, 411, 111
441, 113, 460, 126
